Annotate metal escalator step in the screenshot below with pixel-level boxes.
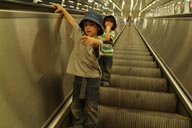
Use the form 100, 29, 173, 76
116, 43, 145, 46
111, 66, 161, 78
113, 53, 151, 58
113, 59, 157, 68
113, 54, 153, 61
114, 44, 147, 49
117, 41, 145, 44
113, 50, 151, 56
110, 75, 167, 92
114, 47, 149, 52
98, 105, 192, 128
99, 87, 177, 113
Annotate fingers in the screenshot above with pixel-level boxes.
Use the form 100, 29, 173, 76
81, 35, 88, 40
81, 36, 91, 46
50, 2, 57, 7
80, 36, 88, 43
50, 2, 61, 13
55, 9, 60, 13
83, 41, 90, 46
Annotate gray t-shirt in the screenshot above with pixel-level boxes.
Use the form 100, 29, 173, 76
66, 24, 101, 78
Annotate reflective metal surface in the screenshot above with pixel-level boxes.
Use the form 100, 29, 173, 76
0, 9, 126, 127
135, 17, 192, 100
0, 10, 73, 128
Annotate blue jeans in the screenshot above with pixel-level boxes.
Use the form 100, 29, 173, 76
99, 56, 113, 86
71, 76, 100, 128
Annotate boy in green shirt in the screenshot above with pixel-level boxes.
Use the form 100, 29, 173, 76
99, 15, 117, 86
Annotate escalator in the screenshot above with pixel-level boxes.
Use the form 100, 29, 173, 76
50, 24, 192, 128
98, 24, 192, 128
1, 1, 191, 127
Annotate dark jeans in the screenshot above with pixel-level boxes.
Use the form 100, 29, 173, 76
71, 76, 100, 128
99, 56, 113, 86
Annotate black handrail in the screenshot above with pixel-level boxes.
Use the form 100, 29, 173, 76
0, 0, 85, 14
143, 13, 192, 19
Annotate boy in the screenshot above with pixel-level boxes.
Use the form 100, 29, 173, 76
51, 3, 104, 128
99, 15, 117, 86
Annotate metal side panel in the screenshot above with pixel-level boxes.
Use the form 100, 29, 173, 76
0, 10, 76, 128
135, 17, 192, 100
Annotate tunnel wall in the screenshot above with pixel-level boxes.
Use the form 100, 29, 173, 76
135, 17, 192, 100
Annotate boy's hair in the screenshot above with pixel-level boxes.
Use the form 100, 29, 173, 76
103, 15, 117, 31
79, 10, 104, 35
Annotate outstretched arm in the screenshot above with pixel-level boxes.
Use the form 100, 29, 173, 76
81, 36, 102, 58
51, 3, 76, 26
81, 36, 102, 47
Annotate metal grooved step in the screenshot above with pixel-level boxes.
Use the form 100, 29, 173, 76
111, 65, 161, 78
113, 59, 157, 68
98, 105, 191, 128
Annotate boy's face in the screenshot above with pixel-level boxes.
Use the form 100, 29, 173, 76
105, 18, 114, 28
83, 20, 100, 37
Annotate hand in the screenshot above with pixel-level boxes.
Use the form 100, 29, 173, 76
50, 2, 64, 13
105, 24, 112, 33
81, 36, 100, 46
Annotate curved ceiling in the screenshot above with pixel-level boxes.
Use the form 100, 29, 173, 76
113, 0, 172, 17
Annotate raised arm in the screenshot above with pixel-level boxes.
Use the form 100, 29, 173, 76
105, 25, 112, 41
51, 3, 76, 26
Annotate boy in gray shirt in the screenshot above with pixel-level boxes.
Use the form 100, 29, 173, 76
51, 3, 103, 128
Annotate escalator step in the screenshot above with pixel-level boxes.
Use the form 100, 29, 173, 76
98, 105, 192, 128
114, 45, 147, 49
113, 59, 157, 68
110, 74, 167, 92
111, 66, 161, 78
114, 50, 151, 56
100, 87, 177, 113
113, 55, 153, 61
114, 47, 149, 52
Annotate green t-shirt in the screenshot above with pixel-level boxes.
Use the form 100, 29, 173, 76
99, 31, 115, 56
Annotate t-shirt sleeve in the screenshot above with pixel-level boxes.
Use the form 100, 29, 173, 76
71, 24, 82, 42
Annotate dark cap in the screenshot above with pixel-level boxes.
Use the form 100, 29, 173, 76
79, 10, 104, 35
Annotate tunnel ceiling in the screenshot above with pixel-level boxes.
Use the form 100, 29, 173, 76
112, 0, 172, 17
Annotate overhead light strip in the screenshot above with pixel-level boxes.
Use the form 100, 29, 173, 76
110, 0, 122, 12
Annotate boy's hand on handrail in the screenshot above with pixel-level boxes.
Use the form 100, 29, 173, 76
50, 2, 64, 13
50, 2, 76, 26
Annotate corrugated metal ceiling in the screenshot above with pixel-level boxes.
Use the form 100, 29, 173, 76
113, 0, 172, 17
